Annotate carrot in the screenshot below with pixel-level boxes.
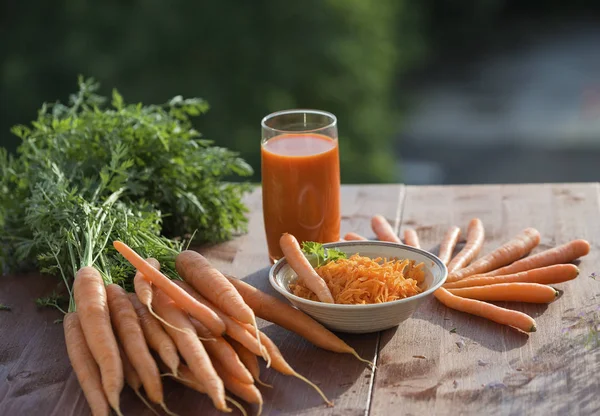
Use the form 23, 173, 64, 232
113, 241, 226, 336
223, 275, 372, 367
128, 293, 180, 377
228, 338, 271, 388
173, 281, 270, 364
370, 214, 401, 243
152, 288, 228, 412
447, 218, 484, 273
132, 258, 186, 336
343, 232, 367, 241
72, 266, 123, 414
163, 364, 247, 416
257, 331, 333, 407
403, 229, 420, 248
447, 227, 541, 283
175, 249, 264, 359
437, 226, 461, 266
279, 233, 334, 303
212, 359, 263, 415
434, 287, 536, 332
189, 319, 254, 385
482, 239, 591, 277
118, 343, 161, 416
443, 264, 579, 289
106, 284, 163, 405
63, 312, 110, 416
447, 282, 559, 303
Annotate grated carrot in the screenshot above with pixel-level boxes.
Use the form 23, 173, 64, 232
290, 254, 425, 304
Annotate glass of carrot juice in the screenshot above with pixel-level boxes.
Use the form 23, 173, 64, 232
261, 109, 341, 263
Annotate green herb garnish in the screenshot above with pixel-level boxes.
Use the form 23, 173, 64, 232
301, 242, 347, 268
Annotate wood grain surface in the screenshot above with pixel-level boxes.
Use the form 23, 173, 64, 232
0, 184, 598, 416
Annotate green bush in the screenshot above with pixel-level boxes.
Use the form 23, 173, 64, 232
1, 0, 419, 183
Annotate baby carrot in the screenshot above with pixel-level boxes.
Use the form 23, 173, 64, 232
118, 343, 161, 416
343, 232, 367, 241
113, 241, 226, 336
447, 227, 541, 283
174, 281, 270, 363
228, 338, 271, 387
224, 275, 372, 366
128, 294, 180, 377
212, 359, 264, 415
434, 287, 536, 332
106, 284, 163, 405
482, 239, 590, 277
63, 312, 110, 416
437, 226, 461, 266
447, 282, 559, 303
403, 229, 420, 248
447, 218, 484, 273
152, 288, 227, 412
190, 319, 254, 385
280, 233, 334, 303
443, 264, 579, 289
371, 215, 401, 243
73, 266, 123, 414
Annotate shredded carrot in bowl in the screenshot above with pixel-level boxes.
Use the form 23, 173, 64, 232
290, 254, 425, 304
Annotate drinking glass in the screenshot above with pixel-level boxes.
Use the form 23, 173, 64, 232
261, 109, 341, 263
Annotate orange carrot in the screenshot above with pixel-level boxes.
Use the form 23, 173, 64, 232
482, 239, 591, 277
118, 343, 161, 416
112, 241, 226, 336
176, 250, 257, 326
228, 338, 271, 387
223, 275, 372, 366
106, 284, 163, 405
437, 226, 461, 266
257, 331, 333, 407
173, 281, 270, 364
128, 293, 180, 377
279, 233, 334, 303
443, 264, 579, 289
343, 232, 367, 241
447, 282, 559, 303
434, 287, 536, 332
447, 227, 541, 283
133, 257, 158, 307
212, 359, 263, 415
371, 214, 401, 243
447, 218, 484, 273
403, 229, 420, 248
152, 288, 228, 412
72, 266, 123, 414
63, 312, 110, 416
190, 319, 254, 385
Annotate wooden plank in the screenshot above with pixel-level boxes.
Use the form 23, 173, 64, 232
369, 183, 600, 415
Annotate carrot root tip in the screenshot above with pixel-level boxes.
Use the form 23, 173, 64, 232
350, 350, 376, 370
292, 371, 333, 407
160, 401, 180, 416
225, 396, 247, 416
255, 378, 273, 388
530, 325, 537, 333
134, 389, 160, 416
147, 302, 190, 336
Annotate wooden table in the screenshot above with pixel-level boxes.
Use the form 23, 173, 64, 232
1, 184, 599, 416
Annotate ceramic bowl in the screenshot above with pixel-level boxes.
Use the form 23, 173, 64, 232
269, 241, 447, 333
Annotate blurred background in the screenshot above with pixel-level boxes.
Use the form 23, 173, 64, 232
1, 0, 599, 184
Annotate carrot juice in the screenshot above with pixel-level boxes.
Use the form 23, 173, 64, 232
261, 133, 341, 262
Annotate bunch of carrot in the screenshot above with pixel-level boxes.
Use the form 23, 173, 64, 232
64, 240, 374, 416
344, 216, 590, 333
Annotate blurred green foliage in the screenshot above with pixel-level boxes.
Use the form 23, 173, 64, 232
4, 0, 579, 183
2, 0, 422, 183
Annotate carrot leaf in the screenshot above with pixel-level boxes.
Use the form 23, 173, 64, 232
302, 242, 347, 268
